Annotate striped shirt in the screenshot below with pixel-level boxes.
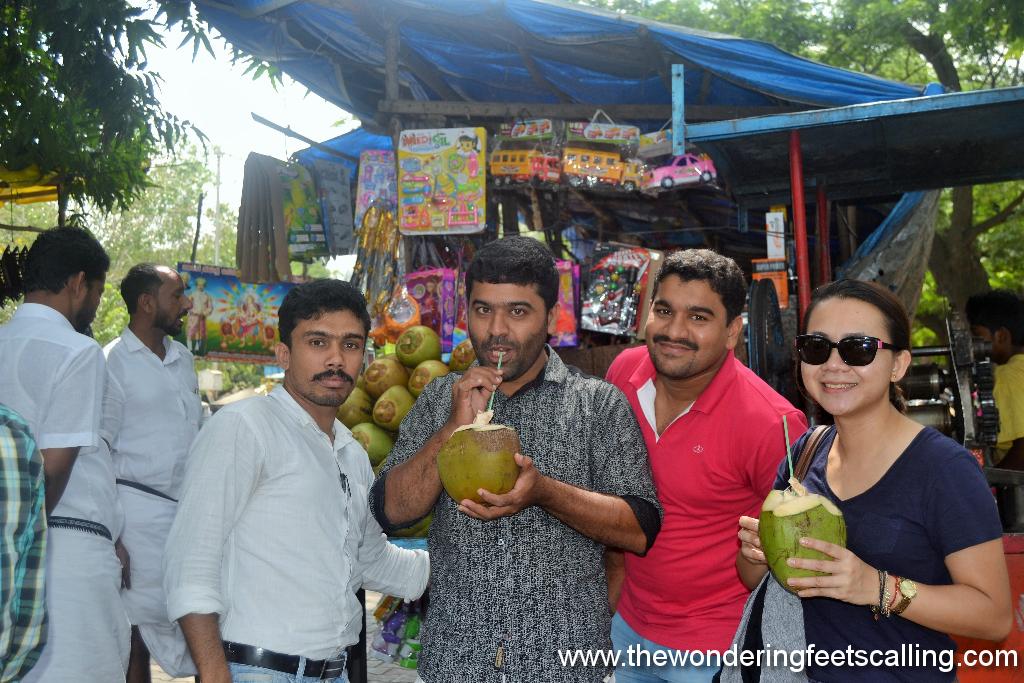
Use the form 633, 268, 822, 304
0, 403, 47, 682
371, 349, 660, 683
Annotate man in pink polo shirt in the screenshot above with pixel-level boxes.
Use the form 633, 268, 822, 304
605, 249, 806, 682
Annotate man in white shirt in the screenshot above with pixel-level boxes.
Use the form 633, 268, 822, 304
164, 279, 429, 683
105, 263, 202, 682
0, 226, 130, 682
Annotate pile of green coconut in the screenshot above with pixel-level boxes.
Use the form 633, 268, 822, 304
337, 326, 477, 537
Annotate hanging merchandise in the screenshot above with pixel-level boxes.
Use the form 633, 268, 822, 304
351, 202, 407, 339
237, 152, 290, 283
405, 268, 457, 354
561, 116, 643, 193
580, 245, 653, 337
397, 127, 487, 235
174, 262, 298, 363
489, 119, 562, 188
640, 151, 717, 195
278, 161, 329, 261
302, 157, 355, 255
355, 150, 398, 230
0, 243, 28, 308
550, 260, 579, 347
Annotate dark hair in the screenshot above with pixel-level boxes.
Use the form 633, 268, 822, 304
120, 263, 164, 315
23, 226, 110, 294
798, 279, 911, 412
278, 279, 371, 347
966, 289, 1024, 346
653, 249, 746, 322
465, 236, 559, 311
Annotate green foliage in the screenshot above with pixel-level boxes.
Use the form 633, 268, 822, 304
0, 0, 208, 214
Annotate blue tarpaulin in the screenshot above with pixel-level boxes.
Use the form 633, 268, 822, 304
194, 0, 922, 132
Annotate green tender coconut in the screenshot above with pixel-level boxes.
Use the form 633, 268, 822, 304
437, 411, 521, 504
758, 480, 847, 594
396, 326, 442, 368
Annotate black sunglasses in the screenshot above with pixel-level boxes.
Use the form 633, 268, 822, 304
795, 334, 902, 366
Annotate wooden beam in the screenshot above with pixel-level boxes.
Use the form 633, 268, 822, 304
379, 99, 801, 121
516, 41, 572, 104
384, 21, 400, 102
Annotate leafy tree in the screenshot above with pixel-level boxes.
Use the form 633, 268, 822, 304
0, 0, 209, 222
580, 0, 1024, 329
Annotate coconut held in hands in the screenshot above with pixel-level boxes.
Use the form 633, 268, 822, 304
437, 410, 521, 504
758, 477, 847, 594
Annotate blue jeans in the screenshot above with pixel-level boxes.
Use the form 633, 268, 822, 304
228, 661, 349, 682
611, 613, 720, 683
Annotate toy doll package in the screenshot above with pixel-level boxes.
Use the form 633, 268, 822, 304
397, 128, 487, 235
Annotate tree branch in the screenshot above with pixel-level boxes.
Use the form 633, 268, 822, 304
969, 188, 1024, 238
0, 222, 47, 234
900, 21, 961, 91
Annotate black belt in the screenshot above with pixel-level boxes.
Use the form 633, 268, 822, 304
47, 516, 112, 541
116, 478, 178, 502
223, 641, 348, 680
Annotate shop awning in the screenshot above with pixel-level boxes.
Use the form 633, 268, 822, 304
685, 86, 1024, 207
192, 0, 922, 131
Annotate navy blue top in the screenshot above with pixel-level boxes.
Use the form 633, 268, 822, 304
772, 426, 1003, 682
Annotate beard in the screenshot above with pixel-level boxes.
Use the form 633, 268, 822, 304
299, 369, 356, 407
155, 308, 184, 336
647, 334, 703, 380
73, 304, 98, 334
471, 329, 549, 383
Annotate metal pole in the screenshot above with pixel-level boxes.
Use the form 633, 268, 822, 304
789, 131, 811, 320
215, 147, 222, 265
816, 183, 831, 285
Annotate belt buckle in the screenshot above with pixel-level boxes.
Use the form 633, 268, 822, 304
308, 658, 327, 679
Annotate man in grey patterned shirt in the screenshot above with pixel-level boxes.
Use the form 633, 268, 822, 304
370, 236, 662, 683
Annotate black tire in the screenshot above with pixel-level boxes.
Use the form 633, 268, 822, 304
701, 171, 713, 183
660, 177, 673, 189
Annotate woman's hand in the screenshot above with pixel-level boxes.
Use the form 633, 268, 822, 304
786, 537, 878, 605
737, 515, 765, 565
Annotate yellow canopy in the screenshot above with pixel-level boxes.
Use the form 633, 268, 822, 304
0, 165, 58, 206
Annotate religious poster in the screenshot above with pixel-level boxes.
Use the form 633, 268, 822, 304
176, 262, 297, 363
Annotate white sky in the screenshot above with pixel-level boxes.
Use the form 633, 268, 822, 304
146, 25, 358, 215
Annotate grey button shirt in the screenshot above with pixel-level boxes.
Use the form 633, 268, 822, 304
370, 348, 660, 683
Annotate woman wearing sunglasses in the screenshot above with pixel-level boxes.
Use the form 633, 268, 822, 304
736, 279, 1011, 681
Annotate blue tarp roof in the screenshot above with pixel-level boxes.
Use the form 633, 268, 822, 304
195, 0, 922, 132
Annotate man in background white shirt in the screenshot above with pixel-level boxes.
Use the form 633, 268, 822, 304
0, 226, 130, 682
105, 263, 202, 682
164, 279, 429, 683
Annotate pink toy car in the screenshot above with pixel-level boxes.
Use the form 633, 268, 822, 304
643, 153, 716, 190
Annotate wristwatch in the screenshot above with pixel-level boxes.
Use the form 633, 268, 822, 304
891, 577, 918, 615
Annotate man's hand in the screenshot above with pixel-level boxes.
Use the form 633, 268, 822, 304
458, 453, 547, 520
448, 366, 503, 429
114, 537, 132, 589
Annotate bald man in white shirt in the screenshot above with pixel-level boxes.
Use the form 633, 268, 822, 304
164, 279, 428, 683
0, 226, 130, 682
105, 263, 202, 682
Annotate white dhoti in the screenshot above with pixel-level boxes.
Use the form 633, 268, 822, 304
22, 527, 131, 683
118, 483, 197, 677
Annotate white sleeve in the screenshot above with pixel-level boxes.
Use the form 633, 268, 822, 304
37, 344, 105, 450
99, 359, 125, 449
164, 410, 264, 621
353, 495, 430, 600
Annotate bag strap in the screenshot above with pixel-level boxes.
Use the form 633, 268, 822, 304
794, 425, 831, 481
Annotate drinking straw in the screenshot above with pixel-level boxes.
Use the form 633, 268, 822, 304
783, 414, 794, 479
487, 352, 504, 412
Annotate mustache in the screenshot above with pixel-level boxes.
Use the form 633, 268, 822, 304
312, 369, 355, 384
481, 336, 518, 353
652, 334, 699, 351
